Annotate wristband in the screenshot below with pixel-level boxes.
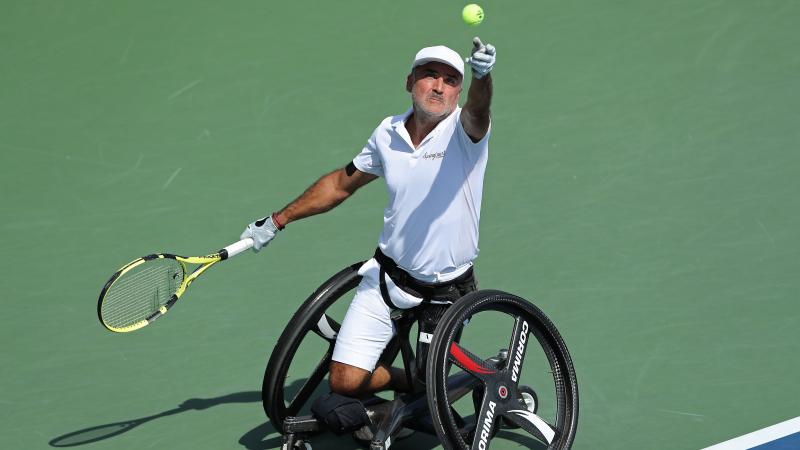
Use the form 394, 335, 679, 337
272, 212, 286, 230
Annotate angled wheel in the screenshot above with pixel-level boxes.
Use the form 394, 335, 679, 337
426, 290, 579, 449
262, 262, 372, 431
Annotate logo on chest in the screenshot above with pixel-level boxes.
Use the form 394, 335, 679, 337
422, 150, 446, 161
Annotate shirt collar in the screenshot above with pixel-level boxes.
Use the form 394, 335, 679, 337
391, 107, 414, 131
391, 106, 460, 148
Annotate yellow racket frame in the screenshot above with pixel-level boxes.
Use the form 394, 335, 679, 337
97, 238, 253, 333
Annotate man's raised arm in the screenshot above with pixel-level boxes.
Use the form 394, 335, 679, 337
461, 37, 496, 143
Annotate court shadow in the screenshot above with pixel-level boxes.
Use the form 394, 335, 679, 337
239, 377, 332, 450
495, 429, 548, 449
238, 421, 284, 450
49, 391, 265, 447
238, 376, 442, 450
240, 421, 443, 450
456, 414, 549, 450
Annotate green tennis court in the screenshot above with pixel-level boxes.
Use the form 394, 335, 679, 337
1, 1, 798, 449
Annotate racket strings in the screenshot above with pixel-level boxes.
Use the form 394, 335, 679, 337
101, 259, 184, 328
103, 262, 181, 324
103, 265, 177, 324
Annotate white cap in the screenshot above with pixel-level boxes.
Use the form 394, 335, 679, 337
411, 45, 464, 77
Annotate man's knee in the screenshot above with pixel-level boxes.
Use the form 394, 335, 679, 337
329, 361, 370, 396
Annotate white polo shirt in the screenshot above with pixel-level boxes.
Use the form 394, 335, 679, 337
352, 107, 490, 282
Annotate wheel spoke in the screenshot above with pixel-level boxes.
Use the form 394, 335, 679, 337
286, 346, 333, 416
502, 409, 557, 445
506, 316, 531, 387
448, 342, 498, 381
312, 314, 340, 342
470, 391, 499, 450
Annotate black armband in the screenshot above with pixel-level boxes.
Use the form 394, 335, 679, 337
345, 161, 357, 176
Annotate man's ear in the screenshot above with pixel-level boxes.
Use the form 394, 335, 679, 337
406, 73, 413, 92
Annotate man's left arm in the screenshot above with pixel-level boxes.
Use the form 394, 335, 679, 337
461, 37, 496, 143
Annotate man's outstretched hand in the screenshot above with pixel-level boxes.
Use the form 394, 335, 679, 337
466, 37, 496, 79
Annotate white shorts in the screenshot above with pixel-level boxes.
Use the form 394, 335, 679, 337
331, 258, 473, 372
331, 261, 395, 372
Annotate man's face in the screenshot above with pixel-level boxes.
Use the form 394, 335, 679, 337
406, 62, 463, 119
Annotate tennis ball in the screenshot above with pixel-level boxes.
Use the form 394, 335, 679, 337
462, 4, 484, 26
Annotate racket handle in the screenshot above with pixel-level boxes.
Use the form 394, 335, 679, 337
220, 238, 254, 259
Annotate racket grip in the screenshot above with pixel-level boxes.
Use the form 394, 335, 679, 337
221, 238, 254, 259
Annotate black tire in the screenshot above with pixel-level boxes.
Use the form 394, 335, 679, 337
426, 290, 579, 449
262, 262, 363, 431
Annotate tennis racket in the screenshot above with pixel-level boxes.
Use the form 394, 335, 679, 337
97, 238, 254, 333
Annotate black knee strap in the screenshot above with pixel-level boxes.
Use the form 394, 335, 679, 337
310, 392, 368, 435
378, 267, 396, 310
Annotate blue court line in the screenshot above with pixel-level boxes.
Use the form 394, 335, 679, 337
701, 417, 800, 450
749, 431, 800, 450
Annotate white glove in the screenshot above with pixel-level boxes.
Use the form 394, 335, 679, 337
465, 37, 496, 79
240, 215, 280, 252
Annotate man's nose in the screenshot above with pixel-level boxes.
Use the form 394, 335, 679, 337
432, 77, 444, 93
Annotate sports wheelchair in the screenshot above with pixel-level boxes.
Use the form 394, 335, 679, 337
262, 262, 579, 449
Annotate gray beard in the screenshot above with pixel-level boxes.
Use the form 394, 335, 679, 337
412, 98, 454, 121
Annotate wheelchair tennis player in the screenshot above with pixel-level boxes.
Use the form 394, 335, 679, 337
243, 37, 579, 450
